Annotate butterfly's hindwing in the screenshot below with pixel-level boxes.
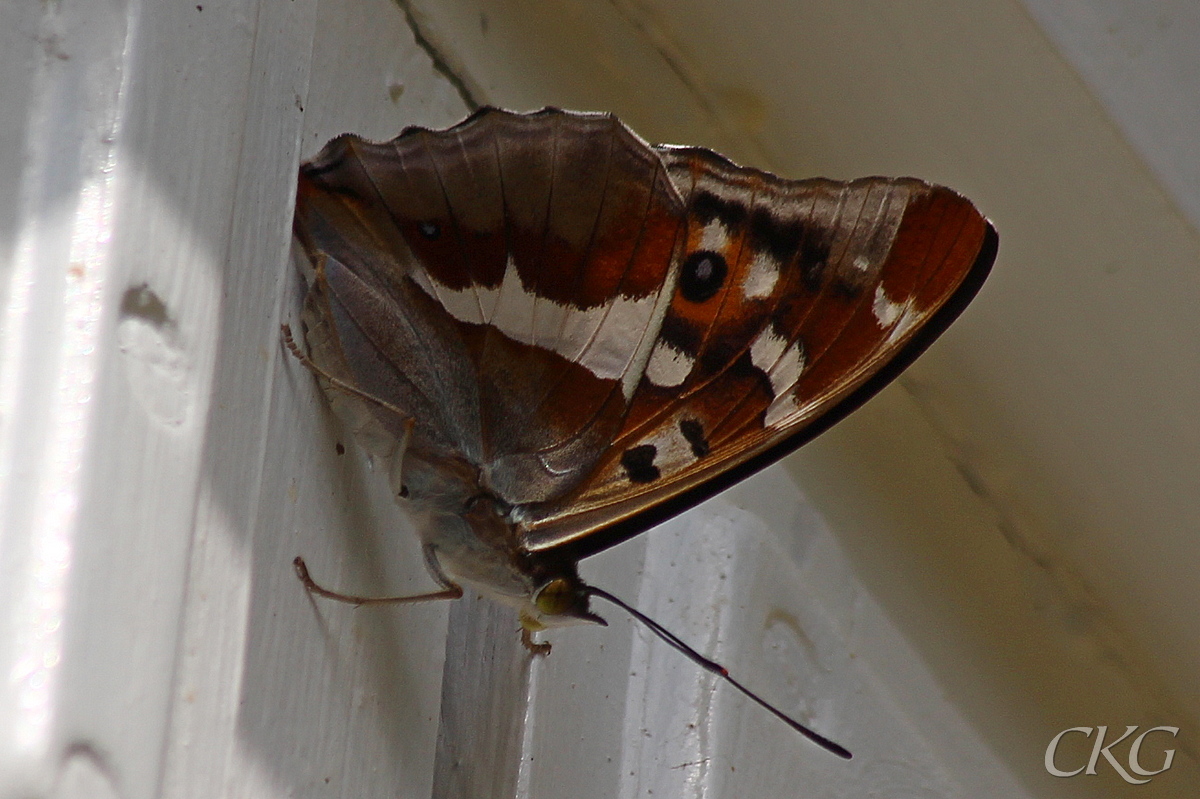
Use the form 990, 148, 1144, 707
296, 109, 691, 506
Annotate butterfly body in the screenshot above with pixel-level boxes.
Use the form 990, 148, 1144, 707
291, 107, 996, 631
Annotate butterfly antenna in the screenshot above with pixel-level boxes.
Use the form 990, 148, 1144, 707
585, 586, 852, 760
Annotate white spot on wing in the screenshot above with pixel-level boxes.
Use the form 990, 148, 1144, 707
770, 340, 805, 396
698, 221, 729, 253
750, 327, 807, 428
742, 250, 779, 298
764, 391, 798, 427
645, 340, 694, 387
873, 284, 921, 344
750, 326, 787, 372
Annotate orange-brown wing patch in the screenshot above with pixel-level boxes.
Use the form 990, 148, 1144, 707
520, 150, 994, 553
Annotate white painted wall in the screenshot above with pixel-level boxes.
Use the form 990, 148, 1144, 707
1, 0, 1196, 797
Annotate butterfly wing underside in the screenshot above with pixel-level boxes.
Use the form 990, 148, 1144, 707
294, 108, 689, 506
518, 144, 996, 556
292, 107, 995, 561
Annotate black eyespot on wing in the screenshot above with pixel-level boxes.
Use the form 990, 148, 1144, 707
398, 485, 410, 498
680, 251, 727, 303
335, 442, 345, 455
679, 419, 709, 458
621, 444, 661, 483
418, 220, 440, 239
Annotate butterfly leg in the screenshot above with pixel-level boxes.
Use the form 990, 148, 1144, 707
293, 556, 463, 606
281, 323, 413, 422
282, 323, 417, 500
520, 627, 552, 657
389, 416, 415, 500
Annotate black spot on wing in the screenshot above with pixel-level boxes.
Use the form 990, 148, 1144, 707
750, 209, 846, 294
699, 333, 744, 376
679, 419, 709, 458
692, 191, 748, 229
659, 314, 703, 355
749, 208, 804, 265
621, 444, 661, 483
731, 348, 774, 396
679, 251, 727, 303
797, 232, 831, 292
833, 274, 864, 298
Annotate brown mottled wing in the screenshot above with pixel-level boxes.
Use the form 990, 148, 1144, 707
293, 107, 994, 557
519, 146, 996, 556
293, 108, 688, 505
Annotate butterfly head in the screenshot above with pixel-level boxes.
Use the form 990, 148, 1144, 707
521, 575, 608, 631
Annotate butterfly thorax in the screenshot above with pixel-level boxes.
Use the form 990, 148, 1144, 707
412, 488, 599, 630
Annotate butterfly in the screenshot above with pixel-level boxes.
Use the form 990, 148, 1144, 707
286, 107, 996, 758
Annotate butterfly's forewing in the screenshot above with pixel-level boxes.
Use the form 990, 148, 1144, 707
519, 147, 995, 556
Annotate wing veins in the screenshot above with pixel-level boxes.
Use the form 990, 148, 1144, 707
324, 143, 456, 416
523, 158, 676, 460
527, 120, 623, 417
421, 130, 489, 325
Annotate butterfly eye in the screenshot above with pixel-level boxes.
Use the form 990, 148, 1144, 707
417, 220, 440, 240
679, 250, 727, 303
534, 578, 577, 616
